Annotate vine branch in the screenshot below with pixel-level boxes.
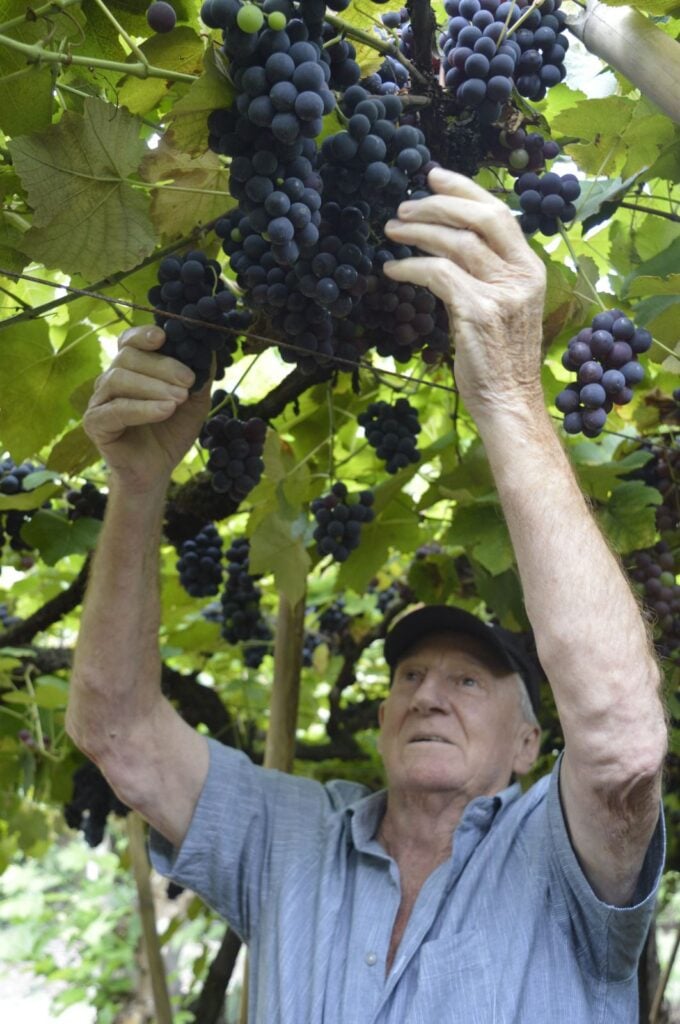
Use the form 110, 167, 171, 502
0, 31, 198, 83
323, 11, 427, 85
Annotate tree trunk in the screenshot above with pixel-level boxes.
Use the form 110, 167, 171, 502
238, 590, 307, 1023
566, 0, 680, 124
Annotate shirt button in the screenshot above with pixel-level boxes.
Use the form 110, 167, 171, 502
365, 952, 377, 966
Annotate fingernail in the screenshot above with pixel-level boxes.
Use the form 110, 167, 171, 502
177, 367, 195, 386
145, 326, 164, 342
385, 219, 399, 232
398, 203, 414, 216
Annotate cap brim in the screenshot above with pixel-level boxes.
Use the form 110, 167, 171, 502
384, 605, 514, 673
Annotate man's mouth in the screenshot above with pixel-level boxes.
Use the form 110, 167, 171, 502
408, 736, 453, 744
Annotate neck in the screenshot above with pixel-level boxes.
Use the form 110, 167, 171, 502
378, 789, 468, 866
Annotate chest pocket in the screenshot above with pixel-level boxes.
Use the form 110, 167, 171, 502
406, 927, 499, 1024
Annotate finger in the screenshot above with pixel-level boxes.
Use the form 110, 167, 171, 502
89, 367, 190, 410
398, 179, 530, 265
383, 255, 478, 314
110, 343, 195, 389
84, 397, 179, 447
118, 325, 167, 354
426, 167, 502, 207
384, 219, 505, 280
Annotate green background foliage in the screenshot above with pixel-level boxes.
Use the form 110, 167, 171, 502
0, 0, 678, 1018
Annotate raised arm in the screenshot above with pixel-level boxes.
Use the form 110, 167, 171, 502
384, 170, 667, 906
66, 326, 211, 848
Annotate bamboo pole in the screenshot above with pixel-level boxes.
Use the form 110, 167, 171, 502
127, 811, 174, 1024
649, 919, 680, 1023
566, 0, 680, 124
239, 589, 307, 1023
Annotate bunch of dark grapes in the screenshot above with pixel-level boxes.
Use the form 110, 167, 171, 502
362, 53, 410, 96
515, 171, 580, 235
66, 482, 107, 521
358, 398, 421, 473
0, 456, 41, 496
0, 603, 22, 629
626, 441, 680, 534
654, 444, 680, 533
318, 598, 351, 639
302, 630, 322, 666
311, 482, 375, 562
362, 252, 452, 364
148, 250, 246, 391
64, 761, 130, 848
629, 541, 680, 662
487, 127, 560, 176
0, 457, 47, 552
441, 0, 568, 123
221, 537, 272, 667
177, 524, 224, 597
147, 1, 176, 32
371, 578, 414, 614
555, 310, 651, 437
164, 500, 214, 550
200, 413, 267, 502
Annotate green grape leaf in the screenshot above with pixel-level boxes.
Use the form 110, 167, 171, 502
0, 0, 56, 135
21, 510, 102, 565
167, 46, 235, 153
0, 481, 58, 512
46, 425, 100, 477
0, 320, 101, 461
249, 510, 310, 606
447, 503, 515, 576
597, 481, 662, 554
117, 27, 205, 114
9, 97, 155, 277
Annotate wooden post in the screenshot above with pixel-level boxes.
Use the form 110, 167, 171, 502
239, 588, 307, 1023
127, 811, 174, 1024
567, 1, 680, 124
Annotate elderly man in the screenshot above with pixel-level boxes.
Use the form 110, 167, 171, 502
67, 170, 667, 1022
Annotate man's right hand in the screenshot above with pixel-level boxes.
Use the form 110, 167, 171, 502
84, 325, 211, 494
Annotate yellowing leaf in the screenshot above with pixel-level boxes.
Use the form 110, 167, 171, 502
9, 97, 155, 277
140, 138, 233, 240
167, 46, 235, 154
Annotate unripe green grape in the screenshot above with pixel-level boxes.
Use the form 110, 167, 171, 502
268, 10, 286, 29
231, 228, 243, 242
237, 3, 264, 32
508, 148, 530, 170
660, 571, 676, 587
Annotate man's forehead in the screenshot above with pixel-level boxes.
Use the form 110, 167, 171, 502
396, 631, 509, 674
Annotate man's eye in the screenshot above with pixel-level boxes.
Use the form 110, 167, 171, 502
459, 676, 479, 688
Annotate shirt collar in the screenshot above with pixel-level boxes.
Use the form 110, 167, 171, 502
345, 779, 523, 853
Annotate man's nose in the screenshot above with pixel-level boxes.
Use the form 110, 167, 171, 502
410, 671, 449, 712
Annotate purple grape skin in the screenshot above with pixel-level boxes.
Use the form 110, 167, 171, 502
580, 383, 606, 408
606, 341, 634, 368
563, 410, 583, 434
568, 340, 593, 366
578, 360, 603, 385
582, 407, 606, 432
612, 316, 635, 340
601, 369, 626, 395
630, 328, 653, 353
590, 330, 613, 359
555, 388, 579, 414
621, 360, 644, 386
146, 1, 176, 32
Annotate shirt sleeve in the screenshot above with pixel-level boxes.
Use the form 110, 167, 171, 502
148, 738, 334, 942
546, 751, 666, 983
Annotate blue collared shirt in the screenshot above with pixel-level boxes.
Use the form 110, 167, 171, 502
151, 739, 664, 1023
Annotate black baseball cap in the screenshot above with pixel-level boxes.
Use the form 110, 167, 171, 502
383, 604, 543, 717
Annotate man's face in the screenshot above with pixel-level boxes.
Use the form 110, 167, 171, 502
378, 632, 539, 801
